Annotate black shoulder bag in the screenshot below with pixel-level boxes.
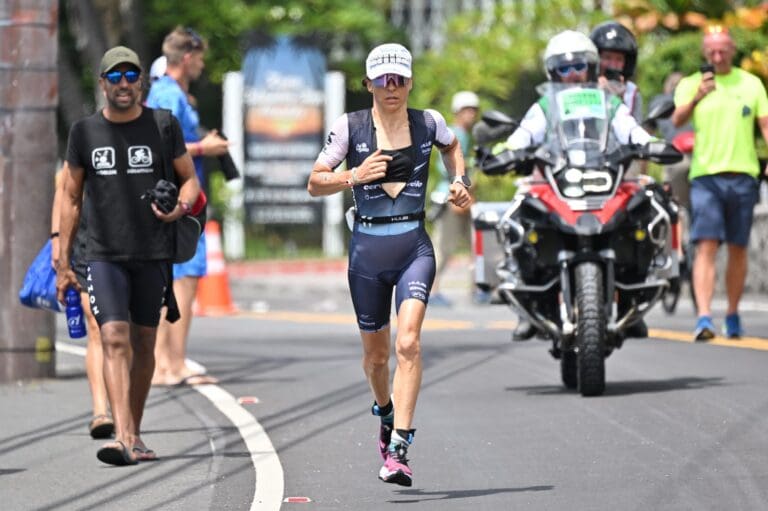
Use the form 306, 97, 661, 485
152, 108, 207, 263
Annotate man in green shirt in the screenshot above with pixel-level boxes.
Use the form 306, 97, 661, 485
671, 27, 768, 340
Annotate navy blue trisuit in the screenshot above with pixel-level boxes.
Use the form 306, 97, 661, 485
316, 108, 455, 331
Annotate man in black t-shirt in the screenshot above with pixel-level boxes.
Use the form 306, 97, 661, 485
56, 46, 200, 466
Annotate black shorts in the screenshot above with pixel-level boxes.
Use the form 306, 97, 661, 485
85, 260, 170, 327
347, 227, 436, 332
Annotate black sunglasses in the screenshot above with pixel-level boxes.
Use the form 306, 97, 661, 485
184, 27, 204, 51
103, 69, 141, 84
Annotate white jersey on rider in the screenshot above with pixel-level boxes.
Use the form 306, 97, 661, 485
505, 100, 652, 150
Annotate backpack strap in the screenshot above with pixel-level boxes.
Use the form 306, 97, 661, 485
152, 108, 177, 184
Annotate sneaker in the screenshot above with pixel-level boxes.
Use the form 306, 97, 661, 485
694, 316, 716, 342
723, 313, 744, 339
379, 440, 412, 487
371, 402, 393, 460
429, 293, 452, 307
377, 422, 393, 460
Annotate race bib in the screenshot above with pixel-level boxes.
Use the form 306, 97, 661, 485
556, 88, 606, 121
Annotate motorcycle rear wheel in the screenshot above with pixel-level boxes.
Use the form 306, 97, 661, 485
575, 262, 606, 397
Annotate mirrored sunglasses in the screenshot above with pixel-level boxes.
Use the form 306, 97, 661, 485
103, 69, 141, 84
556, 62, 587, 77
371, 73, 408, 88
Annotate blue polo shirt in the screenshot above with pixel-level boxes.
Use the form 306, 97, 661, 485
146, 75, 204, 183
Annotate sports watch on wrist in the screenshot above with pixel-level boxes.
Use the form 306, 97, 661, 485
452, 175, 471, 188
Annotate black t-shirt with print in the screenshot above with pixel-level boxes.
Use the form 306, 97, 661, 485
66, 107, 186, 261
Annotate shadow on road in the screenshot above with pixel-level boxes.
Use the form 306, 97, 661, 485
390, 485, 554, 503
506, 376, 727, 397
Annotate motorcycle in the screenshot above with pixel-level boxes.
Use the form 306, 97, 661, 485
471, 82, 682, 396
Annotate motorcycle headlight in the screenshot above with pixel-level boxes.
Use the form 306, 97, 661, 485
581, 170, 613, 193
564, 168, 583, 184
562, 185, 585, 198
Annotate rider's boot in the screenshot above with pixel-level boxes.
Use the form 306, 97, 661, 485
512, 320, 537, 341
624, 318, 648, 339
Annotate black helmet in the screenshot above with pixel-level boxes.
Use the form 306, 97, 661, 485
590, 21, 638, 79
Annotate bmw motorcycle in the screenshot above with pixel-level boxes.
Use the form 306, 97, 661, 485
472, 83, 682, 396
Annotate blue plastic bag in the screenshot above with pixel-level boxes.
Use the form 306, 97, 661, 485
19, 239, 63, 313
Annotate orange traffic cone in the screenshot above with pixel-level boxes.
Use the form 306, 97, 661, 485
194, 220, 237, 316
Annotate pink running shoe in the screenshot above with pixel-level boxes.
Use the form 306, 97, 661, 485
378, 442, 412, 487
378, 422, 393, 460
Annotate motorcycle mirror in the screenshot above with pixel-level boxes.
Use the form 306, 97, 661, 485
472, 121, 516, 145
481, 110, 517, 128
644, 97, 675, 123
642, 141, 683, 165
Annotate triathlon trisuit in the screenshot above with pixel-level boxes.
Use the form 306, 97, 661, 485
316, 108, 455, 331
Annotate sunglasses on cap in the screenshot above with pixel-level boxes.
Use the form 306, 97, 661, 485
556, 62, 587, 77
102, 69, 141, 84
371, 73, 408, 88
184, 27, 204, 51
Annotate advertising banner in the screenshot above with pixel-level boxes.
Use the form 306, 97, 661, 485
242, 36, 326, 225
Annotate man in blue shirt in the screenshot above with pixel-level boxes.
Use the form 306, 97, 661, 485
146, 27, 229, 386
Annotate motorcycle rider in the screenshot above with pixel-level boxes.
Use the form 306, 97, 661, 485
590, 21, 643, 121
497, 30, 655, 341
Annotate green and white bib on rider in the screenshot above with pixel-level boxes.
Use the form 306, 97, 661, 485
556, 88, 606, 121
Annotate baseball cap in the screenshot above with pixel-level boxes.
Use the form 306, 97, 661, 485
149, 56, 167, 81
99, 46, 142, 75
365, 43, 412, 79
451, 91, 480, 113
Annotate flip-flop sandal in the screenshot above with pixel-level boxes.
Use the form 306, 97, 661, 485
132, 446, 159, 462
88, 415, 115, 439
174, 373, 219, 386
97, 441, 138, 466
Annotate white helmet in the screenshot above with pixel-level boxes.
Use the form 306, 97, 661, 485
543, 30, 599, 82
451, 91, 479, 113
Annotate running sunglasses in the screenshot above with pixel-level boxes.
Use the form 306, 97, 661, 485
556, 62, 587, 77
371, 73, 409, 88
102, 69, 141, 84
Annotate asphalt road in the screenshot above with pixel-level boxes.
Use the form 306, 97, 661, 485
3, 265, 768, 510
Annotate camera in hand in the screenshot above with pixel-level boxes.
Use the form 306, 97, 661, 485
216, 132, 240, 181
604, 68, 623, 81
699, 63, 715, 75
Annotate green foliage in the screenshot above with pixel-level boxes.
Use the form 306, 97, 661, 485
409, 2, 604, 202
636, 27, 768, 103
141, 0, 399, 83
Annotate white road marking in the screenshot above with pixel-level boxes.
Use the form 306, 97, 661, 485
56, 341, 284, 511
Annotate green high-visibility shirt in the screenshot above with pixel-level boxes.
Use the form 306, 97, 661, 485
674, 67, 768, 180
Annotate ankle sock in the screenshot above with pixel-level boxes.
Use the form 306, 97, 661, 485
391, 428, 415, 447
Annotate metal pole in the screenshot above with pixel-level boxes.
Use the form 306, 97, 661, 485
0, 0, 58, 381
221, 71, 245, 260
322, 71, 345, 258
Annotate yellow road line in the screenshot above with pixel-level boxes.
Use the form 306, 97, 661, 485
649, 328, 768, 350
237, 310, 472, 331
235, 311, 768, 350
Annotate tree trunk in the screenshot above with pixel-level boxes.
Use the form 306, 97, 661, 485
0, 0, 59, 381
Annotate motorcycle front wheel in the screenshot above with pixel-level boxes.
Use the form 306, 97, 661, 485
575, 262, 606, 396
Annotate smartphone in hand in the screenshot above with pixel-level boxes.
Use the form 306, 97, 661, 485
700, 63, 715, 75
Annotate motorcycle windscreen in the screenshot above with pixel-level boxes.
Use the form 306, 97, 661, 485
550, 85, 610, 167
